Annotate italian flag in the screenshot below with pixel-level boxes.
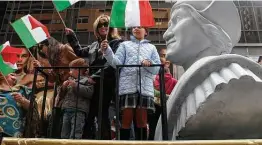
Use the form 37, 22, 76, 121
0, 41, 23, 76
53, 0, 79, 12
110, 0, 155, 28
11, 14, 50, 49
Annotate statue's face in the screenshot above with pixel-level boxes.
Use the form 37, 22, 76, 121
163, 7, 211, 65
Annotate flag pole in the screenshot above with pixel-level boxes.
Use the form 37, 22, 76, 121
99, 14, 111, 53
55, 10, 67, 28
52, 1, 67, 28
28, 49, 37, 61
0, 71, 13, 92
105, 23, 109, 41
105, 7, 113, 41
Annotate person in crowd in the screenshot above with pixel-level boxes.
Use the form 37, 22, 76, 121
101, 26, 161, 140
0, 72, 39, 137
12, 46, 57, 137
55, 58, 94, 139
37, 37, 79, 83
65, 14, 123, 139
14, 47, 49, 89
13, 47, 53, 124
37, 37, 79, 136
148, 48, 177, 140
15, 47, 31, 84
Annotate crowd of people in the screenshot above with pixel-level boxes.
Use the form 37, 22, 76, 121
0, 14, 177, 140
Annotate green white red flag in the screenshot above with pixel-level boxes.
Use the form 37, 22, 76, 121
0, 41, 23, 76
109, 0, 155, 28
53, 0, 80, 12
11, 14, 50, 49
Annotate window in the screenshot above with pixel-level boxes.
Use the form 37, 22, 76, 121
11, 33, 22, 45
13, 1, 21, 11
252, 1, 262, 6
17, 10, 29, 15
19, 1, 32, 10
7, 2, 13, 10
76, 32, 96, 44
50, 32, 63, 42
41, 20, 51, 24
233, 1, 240, 6
31, 1, 44, 9
31, 10, 42, 14
254, 7, 262, 30
43, 1, 54, 10
259, 32, 262, 43
78, 16, 89, 23
239, 31, 246, 43
239, 0, 252, 6
240, 7, 257, 31
0, 33, 5, 43
51, 19, 61, 24
245, 31, 259, 43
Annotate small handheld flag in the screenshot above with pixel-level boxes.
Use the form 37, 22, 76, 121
110, 0, 155, 28
11, 14, 50, 49
0, 41, 23, 76
53, 0, 80, 12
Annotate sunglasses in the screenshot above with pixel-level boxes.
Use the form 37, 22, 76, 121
97, 22, 109, 28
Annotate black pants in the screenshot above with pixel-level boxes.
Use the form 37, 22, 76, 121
83, 80, 114, 140
148, 104, 161, 140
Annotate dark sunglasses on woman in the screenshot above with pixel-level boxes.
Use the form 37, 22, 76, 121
98, 22, 109, 28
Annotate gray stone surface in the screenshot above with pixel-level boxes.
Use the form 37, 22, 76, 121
178, 77, 262, 140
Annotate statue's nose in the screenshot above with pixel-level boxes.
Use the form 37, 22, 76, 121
163, 30, 173, 41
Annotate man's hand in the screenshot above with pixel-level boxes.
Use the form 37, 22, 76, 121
141, 59, 152, 67
100, 40, 109, 53
65, 28, 74, 35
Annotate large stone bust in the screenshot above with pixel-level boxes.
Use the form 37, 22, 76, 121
155, 0, 262, 140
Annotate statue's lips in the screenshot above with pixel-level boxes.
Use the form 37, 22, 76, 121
166, 40, 176, 46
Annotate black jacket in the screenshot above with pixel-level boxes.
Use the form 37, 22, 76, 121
66, 32, 124, 81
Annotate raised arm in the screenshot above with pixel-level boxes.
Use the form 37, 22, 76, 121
65, 28, 90, 57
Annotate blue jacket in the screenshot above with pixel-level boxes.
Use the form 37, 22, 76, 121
104, 36, 161, 97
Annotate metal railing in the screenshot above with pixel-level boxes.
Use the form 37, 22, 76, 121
25, 64, 168, 140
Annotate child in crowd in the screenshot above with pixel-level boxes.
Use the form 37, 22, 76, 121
55, 58, 94, 139
101, 26, 161, 140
